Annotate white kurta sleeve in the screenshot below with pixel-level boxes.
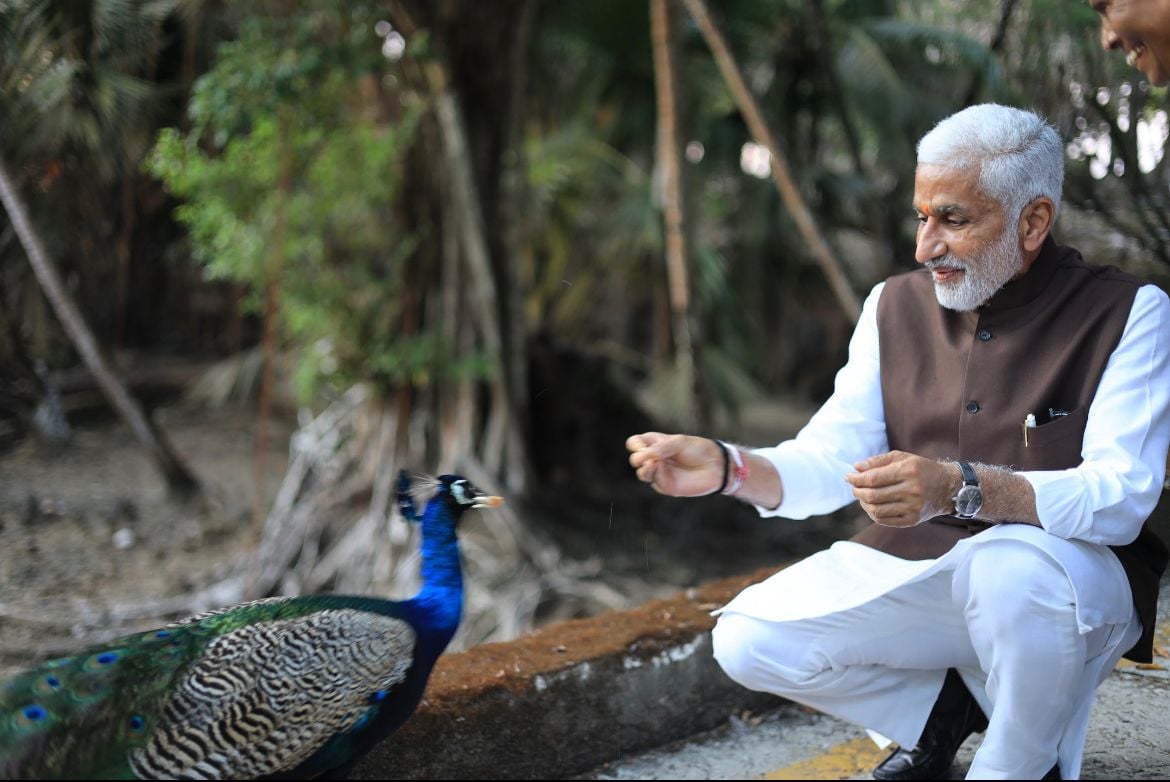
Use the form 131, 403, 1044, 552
751, 282, 890, 520
1021, 284, 1170, 545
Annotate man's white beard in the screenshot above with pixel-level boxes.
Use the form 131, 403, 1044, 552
926, 225, 1025, 312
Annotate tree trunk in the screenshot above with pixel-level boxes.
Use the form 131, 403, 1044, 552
680, 0, 861, 324
114, 174, 135, 350
394, 0, 528, 492
0, 152, 201, 498
650, 0, 697, 429
253, 110, 293, 526
498, 0, 539, 484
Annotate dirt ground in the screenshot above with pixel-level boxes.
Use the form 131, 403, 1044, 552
0, 404, 298, 676
0, 394, 852, 681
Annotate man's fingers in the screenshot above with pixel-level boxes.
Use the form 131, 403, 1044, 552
846, 467, 894, 489
854, 489, 909, 509
860, 500, 916, 526
627, 431, 666, 449
625, 433, 650, 452
627, 432, 680, 460
627, 433, 668, 473
853, 450, 908, 472
851, 485, 886, 505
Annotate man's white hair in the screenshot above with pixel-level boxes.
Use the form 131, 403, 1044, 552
916, 103, 1064, 225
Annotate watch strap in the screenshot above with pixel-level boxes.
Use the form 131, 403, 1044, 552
957, 460, 978, 487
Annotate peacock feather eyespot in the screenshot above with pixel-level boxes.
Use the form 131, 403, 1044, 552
154, 630, 171, 639
32, 675, 62, 696
20, 704, 47, 723
81, 650, 122, 672
128, 714, 146, 733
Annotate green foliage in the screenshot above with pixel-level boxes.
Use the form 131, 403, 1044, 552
0, 0, 165, 171
145, 3, 473, 400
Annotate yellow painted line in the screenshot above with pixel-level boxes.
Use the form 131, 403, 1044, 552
761, 735, 889, 780
1115, 618, 1170, 672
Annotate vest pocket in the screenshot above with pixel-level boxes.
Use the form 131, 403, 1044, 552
1015, 405, 1088, 470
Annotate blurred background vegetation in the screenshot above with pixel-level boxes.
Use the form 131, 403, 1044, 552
0, 0, 1167, 648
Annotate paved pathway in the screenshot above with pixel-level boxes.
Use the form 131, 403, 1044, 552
580, 578, 1170, 780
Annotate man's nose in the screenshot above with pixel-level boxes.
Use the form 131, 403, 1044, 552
915, 224, 945, 264
1100, 19, 1121, 51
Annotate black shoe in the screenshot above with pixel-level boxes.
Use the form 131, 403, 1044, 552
1042, 763, 1061, 780
871, 669, 989, 780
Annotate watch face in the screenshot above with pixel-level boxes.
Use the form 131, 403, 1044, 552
954, 485, 983, 518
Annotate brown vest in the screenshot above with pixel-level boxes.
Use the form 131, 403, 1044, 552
850, 237, 1168, 662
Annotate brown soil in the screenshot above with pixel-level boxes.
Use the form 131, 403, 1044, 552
0, 404, 294, 677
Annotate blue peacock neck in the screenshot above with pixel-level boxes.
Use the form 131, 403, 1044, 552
412, 499, 464, 635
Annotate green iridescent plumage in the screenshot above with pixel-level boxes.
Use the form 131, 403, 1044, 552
0, 472, 500, 780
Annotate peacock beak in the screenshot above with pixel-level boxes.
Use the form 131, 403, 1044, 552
473, 495, 504, 509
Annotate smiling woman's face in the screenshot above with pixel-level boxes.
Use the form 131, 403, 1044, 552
1092, 0, 1170, 86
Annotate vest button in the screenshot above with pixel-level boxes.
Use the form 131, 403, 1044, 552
977, 329, 992, 341
966, 401, 980, 414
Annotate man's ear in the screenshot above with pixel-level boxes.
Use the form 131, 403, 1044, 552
1019, 196, 1055, 252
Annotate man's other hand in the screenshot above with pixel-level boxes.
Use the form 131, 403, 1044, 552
845, 450, 960, 527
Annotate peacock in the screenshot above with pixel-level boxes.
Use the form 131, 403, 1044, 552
0, 471, 502, 780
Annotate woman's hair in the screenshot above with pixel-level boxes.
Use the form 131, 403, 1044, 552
917, 103, 1064, 222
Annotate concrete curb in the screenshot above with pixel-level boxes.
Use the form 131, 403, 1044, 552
351, 567, 783, 780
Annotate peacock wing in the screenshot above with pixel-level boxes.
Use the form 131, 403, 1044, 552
129, 607, 417, 779
0, 622, 223, 779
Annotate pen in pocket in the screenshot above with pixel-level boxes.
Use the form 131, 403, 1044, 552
1023, 413, 1036, 447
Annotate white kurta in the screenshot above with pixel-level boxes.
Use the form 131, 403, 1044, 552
714, 281, 1170, 778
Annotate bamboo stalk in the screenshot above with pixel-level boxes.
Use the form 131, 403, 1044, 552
651, 0, 697, 427
680, 0, 861, 324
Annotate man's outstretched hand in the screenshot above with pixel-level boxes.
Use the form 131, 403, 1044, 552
626, 432, 723, 497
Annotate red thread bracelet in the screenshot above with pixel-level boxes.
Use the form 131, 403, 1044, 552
717, 440, 749, 495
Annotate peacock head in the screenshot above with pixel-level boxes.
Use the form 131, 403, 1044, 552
397, 470, 503, 524
437, 474, 504, 512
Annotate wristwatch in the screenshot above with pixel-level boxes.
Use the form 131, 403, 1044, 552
952, 461, 983, 519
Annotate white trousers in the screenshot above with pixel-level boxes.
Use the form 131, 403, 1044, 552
711, 536, 1141, 780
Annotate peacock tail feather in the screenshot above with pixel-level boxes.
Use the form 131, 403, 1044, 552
1, 596, 418, 779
